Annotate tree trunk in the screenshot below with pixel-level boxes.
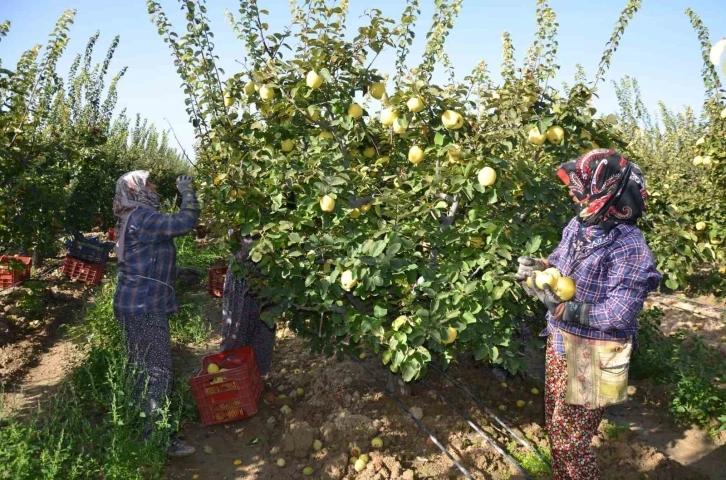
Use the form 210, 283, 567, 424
31, 249, 43, 269
386, 370, 411, 397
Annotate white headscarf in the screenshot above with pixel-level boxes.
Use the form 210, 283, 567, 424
113, 170, 161, 262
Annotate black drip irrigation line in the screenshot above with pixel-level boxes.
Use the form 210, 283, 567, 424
420, 379, 533, 480
430, 363, 550, 467
350, 355, 475, 480
33, 262, 64, 279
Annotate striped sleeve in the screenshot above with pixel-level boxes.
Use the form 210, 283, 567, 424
134, 209, 199, 243
547, 217, 578, 269
587, 236, 662, 332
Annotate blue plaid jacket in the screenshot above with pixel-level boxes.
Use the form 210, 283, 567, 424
113, 208, 198, 318
542, 217, 662, 355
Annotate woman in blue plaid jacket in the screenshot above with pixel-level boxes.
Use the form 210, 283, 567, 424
516, 150, 662, 480
112, 171, 200, 458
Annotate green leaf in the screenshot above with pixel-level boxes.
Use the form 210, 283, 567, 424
392, 315, 408, 331
481, 222, 498, 234
320, 68, 333, 83
361, 239, 375, 254
401, 359, 420, 382
524, 235, 542, 255
328, 176, 347, 186
392, 350, 405, 367
409, 328, 426, 346
385, 242, 401, 259
318, 279, 331, 296
474, 344, 488, 361
462, 312, 476, 324
370, 240, 387, 257
434, 132, 444, 146
374, 305, 388, 318
496, 248, 512, 261
492, 285, 508, 300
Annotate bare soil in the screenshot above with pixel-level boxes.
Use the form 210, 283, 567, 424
165, 295, 723, 480
1, 259, 88, 413
645, 294, 726, 354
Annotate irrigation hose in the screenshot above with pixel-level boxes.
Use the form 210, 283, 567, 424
430, 363, 551, 467
350, 355, 475, 480
420, 379, 533, 480
34, 262, 64, 279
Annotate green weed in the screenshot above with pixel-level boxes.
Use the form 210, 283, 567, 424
506, 441, 551, 478
174, 234, 226, 271
13, 290, 43, 316
170, 296, 212, 346
0, 272, 200, 479
7, 280, 47, 317
602, 421, 630, 440
632, 307, 726, 433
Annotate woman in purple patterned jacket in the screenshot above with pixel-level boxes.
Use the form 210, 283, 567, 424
515, 150, 662, 480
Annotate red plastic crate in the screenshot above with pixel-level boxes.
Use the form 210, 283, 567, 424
61, 255, 106, 286
208, 266, 228, 297
0, 256, 32, 289
189, 347, 263, 426
107, 227, 117, 242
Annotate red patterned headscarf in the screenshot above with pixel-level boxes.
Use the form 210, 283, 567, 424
556, 149, 648, 228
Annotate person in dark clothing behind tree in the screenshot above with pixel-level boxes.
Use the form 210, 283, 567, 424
219, 233, 275, 375
219, 187, 297, 373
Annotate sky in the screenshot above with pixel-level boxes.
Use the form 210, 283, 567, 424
2, 0, 725, 159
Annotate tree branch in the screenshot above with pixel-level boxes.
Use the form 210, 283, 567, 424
165, 118, 195, 168
293, 303, 345, 314
253, 5, 274, 58
344, 292, 373, 315
468, 267, 483, 280
436, 192, 459, 231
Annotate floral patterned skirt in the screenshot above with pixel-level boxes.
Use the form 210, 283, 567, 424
545, 338, 605, 480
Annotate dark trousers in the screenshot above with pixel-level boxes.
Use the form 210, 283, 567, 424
119, 313, 173, 437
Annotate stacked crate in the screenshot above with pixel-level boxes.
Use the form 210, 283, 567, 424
62, 233, 114, 286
